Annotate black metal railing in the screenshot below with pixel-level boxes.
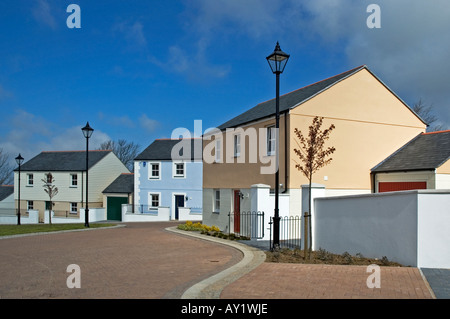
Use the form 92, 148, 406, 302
228, 211, 265, 239
269, 215, 302, 249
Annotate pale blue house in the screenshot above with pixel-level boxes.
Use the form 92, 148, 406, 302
133, 138, 202, 221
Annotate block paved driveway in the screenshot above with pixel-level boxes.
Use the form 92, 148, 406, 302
0, 222, 437, 299
0, 222, 242, 299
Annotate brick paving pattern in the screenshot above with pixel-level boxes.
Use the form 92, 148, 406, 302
0, 222, 242, 299
0, 222, 437, 299
220, 263, 434, 299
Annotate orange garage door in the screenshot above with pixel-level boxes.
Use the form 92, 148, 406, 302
378, 181, 427, 193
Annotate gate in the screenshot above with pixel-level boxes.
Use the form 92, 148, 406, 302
269, 215, 302, 249
228, 211, 264, 239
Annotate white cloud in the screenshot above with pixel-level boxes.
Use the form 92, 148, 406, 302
113, 20, 147, 49
298, 0, 450, 125
32, 0, 57, 29
178, 0, 450, 125
0, 110, 111, 164
139, 114, 160, 133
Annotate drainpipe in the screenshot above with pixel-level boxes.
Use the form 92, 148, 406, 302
371, 172, 376, 193
283, 111, 288, 194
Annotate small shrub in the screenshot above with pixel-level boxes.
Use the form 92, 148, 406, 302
342, 251, 353, 264
381, 256, 390, 266
316, 248, 332, 262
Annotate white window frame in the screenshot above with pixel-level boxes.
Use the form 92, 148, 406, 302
27, 174, 34, 186
215, 139, 222, 163
173, 162, 185, 178
149, 192, 161, 210
149, 162, 161, 180
213, 189, 220, 213
70, 202, 78, 214
27, 200, 33, 211
234, 134, 241, 157
267, 126, 276, 156
70, 174, 78, 187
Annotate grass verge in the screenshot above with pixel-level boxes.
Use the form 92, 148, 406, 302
0, 223, 118, 237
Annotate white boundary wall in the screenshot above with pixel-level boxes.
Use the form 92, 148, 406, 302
44, 208, 106, 224
0, 210, 39, 224
314, 190, 450, 268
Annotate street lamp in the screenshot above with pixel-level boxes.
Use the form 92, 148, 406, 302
15, 154, 24, 225
81, 122, 94, 227
266, 42, 290, 249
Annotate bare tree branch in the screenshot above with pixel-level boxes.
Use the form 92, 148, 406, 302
98, 139, 140, 172
0, 148, 13, 185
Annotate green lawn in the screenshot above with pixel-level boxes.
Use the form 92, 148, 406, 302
0, 223, 118, 237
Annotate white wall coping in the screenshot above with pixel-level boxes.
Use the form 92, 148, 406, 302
315, 189, 450, 201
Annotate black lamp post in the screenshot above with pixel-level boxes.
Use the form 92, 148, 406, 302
81, 122, 94, 227
266, 42, 290, 249
15, 154, 24, 225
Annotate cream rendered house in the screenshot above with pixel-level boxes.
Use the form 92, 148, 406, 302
14, 150, 129, 222
202, 65, 427, 230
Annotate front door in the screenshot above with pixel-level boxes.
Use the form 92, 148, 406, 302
174, 195, 185, 220
234, 190, 241, 233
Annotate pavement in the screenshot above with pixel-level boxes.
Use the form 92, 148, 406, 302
0, 221, 448, 300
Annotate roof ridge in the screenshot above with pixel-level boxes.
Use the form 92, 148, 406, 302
257, 65, 366, 106
422, 129, 450, 135
41, 150, 112, 153
155, 138, 202, 141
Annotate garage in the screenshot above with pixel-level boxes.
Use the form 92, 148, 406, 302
372, 131, 450, 192
378, 181, 427, 193
106, 196, 128, 221
102, 173, 134, 221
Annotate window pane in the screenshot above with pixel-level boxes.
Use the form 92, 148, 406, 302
151, 194, 159, 207
175, 163, 184, 176
234, 135, 240, 156
267, 126, 276, 155
214, 190, 220, 212
151, 164, 159, 178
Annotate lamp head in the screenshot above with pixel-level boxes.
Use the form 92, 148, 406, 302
266, 42, 290, 74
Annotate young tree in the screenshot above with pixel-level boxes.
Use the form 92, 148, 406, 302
42, 173, 58, 225
293, 116, 336, 259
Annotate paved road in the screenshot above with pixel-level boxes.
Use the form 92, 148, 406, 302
0, 222, 241, 299
0, 222, 445, 300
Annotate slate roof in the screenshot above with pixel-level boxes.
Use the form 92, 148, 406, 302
15, 150, 112, 172
372, 130, 450, 172
135, 139, 202, 161
0, 185, 13, 202
102, 173, 134, 194
217, 65, 425, 130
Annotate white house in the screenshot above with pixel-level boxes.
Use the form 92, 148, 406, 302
14, 150, 129, 223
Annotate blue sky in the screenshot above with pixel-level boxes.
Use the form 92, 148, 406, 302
1, 0, 450, 164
